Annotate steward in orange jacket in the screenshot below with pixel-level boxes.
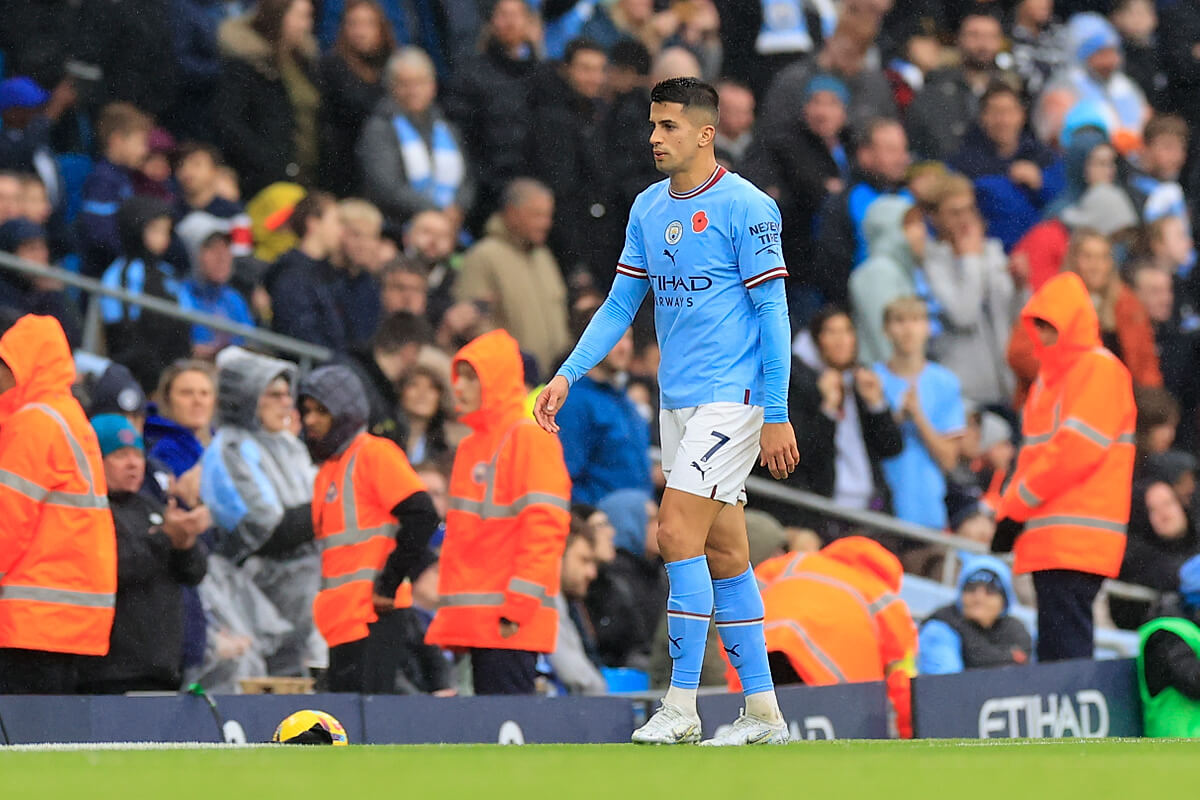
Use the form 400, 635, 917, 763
995, 272, 1135, 663
426, 330, 571, 695
0, 315, 116, 693
735, 537, 917, 738
299, 365, 441, 693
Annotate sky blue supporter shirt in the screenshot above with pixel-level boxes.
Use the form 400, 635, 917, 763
614, 167, 788, 412
876, 361, 967, 529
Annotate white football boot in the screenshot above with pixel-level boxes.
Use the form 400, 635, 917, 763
631, 701, 703, 745
698, 710, 789, 746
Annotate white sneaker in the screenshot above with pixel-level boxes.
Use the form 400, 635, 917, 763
699, 710, 789, 746
631, 702, 702, 745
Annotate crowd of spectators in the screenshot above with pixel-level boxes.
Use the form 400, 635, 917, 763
3, 0, 1200, 697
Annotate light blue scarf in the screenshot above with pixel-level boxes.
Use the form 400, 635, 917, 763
391, 114, 464, 210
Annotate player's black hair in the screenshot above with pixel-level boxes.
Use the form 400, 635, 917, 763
650, 77, 720, 120
609, 39, 652, 76
372, 310, 433, 353
564, 37, 605, 65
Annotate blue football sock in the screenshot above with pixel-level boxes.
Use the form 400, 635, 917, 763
665, 555, 714, 690
713, 565, 774, 697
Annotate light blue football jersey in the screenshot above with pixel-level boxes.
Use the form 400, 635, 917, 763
616, 166, 788, 412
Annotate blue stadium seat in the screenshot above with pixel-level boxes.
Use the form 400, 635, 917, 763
56, 153, 94, 224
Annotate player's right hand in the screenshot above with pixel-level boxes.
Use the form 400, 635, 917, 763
534, 375, 570, 433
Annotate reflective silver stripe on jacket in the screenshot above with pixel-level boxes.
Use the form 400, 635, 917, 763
0, 584, 115, 608
439, 591, 556, 610
447, 421, 570, 520
317, 453, 391, 586
1024, 515, 1127, 535
1017, 482, 1042, 508
1023, 403, 1061, 447
320, 567, 378, 591
11, 403, 110, 510
764, 620, 847, 683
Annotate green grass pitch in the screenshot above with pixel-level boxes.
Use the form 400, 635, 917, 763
5, 740, 1200, 799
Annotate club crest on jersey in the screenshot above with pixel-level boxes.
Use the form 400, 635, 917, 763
692, 210, 708, 233
664, 220, 683, 245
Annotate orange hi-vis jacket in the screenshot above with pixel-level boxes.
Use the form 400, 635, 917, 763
312, 431, 427, 648
743, 537, 918, 738
998, 273, 1135, 578
0, 315, 116, 655
426, 330, 571, 653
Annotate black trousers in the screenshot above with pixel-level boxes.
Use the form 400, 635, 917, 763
1033, 570, 1104, 662
326, 609, 453, 694
470, 648, 537, 695
0, 648, 79, 694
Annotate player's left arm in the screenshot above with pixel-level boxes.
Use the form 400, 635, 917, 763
737, 190, 798, 480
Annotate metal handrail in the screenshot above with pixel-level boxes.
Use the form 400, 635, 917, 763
651, 447, 1159, 604
0, 251, 332, 369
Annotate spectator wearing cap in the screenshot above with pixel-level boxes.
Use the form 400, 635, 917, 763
1046, 12, 1149, 155
76, 414, 209, 694
0, 77, 74, 211
761, 28, 898, 147
917, 556, 1032, 675
743, 74, 851, 277
175, 212, 254, 357
906, 9, 1019, 162
87, 361, 173, 506
1136, 554, 1200, 737
0, 218, 82, 346
1111, 480, 1200, 629
132, 128, 177, 203
949, 83, 1066, 252
99, 196, 191, 391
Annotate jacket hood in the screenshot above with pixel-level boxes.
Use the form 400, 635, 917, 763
863, 196, 917, 267
215, 346, 297, 430
956, 554, 1017, 613
822, 536, 903, 592
483, 213, 537, 252
218, 13, 317, 75
1055, 127, 1109, 212
0, 314, 75, 424
598, 488, 652, 557
297, 364, 369, 462
1067, 12, 1122, 66
452, 329, 526, 432
117, 196, 172, 263
1020, 272, 1101, 379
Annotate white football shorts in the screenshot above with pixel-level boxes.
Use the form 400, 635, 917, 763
660, 402, 764, 505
